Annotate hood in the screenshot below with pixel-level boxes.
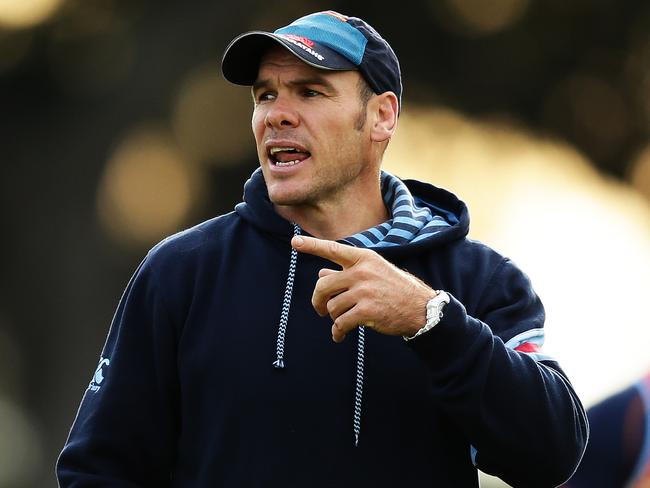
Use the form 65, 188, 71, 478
234, 168, 470, 256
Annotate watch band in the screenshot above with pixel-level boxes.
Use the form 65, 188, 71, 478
404, 291, 450, 341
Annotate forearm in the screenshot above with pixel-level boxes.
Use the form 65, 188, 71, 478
407, 296, 588, 487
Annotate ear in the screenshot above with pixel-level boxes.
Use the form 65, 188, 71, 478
370, 92, 398, 143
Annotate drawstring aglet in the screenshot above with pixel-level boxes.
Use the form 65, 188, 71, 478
272, 359, 285, 369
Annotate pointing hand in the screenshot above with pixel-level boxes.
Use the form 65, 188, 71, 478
291, 235, 436, 343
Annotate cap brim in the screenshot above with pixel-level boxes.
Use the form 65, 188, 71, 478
221, 31, 357, 86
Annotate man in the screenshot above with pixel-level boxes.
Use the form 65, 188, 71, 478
57, 11, 588, 487
561, 371, 650, 487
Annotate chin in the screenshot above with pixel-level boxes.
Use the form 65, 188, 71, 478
267, 186, 309, 207
268, 193, 310, 207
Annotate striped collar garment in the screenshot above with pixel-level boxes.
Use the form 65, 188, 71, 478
343, 171, 452, 248
276, 172, 453, 447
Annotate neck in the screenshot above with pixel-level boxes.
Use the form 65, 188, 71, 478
275, 175, 389, 241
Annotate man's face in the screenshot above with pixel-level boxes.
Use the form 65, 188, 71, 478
251, 47, 373, 208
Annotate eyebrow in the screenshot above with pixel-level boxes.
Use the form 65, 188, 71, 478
252, 75, 337, 93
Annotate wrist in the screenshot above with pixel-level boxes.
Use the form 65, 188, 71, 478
404, 290, 450, 341
404, 290, 437, 337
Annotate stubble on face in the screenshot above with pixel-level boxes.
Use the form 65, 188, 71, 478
252, 49, 376, 210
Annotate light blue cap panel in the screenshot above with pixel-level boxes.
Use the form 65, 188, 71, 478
275, 12, 367, 66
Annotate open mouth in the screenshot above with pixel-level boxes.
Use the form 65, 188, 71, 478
268, 146, 311, 167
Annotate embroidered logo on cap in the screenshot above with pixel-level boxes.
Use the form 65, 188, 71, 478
277, 34, 325, 61
283, 34, 314, 48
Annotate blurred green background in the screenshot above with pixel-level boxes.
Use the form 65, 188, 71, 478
1, 0, 650, 486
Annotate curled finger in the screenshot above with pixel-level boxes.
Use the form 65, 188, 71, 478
332, 306, 368, 343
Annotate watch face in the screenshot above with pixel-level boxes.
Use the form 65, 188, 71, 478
435, 303, 444, 320
432, 293, 449, 320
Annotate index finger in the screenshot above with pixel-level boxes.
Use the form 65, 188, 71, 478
291, 235, 364, 268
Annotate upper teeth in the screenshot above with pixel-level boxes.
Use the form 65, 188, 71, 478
270, 147, 297, 154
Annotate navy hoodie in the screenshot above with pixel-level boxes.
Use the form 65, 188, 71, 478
57, 169, 588, 487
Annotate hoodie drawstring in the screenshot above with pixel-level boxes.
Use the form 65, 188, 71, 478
353, 325, 365, 446
273, 223, 366, 447
272, 223, 301, 369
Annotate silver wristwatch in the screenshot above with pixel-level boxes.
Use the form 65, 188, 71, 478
404, 291, 450, 341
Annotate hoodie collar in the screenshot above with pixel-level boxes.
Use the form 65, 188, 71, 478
342, 171, 454, 248
235, 168, 470, 252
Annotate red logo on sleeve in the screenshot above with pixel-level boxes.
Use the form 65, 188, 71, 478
514, 342, 541, 353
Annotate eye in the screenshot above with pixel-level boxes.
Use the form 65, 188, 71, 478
302, 88, 321, 98
255, 91, 276, 103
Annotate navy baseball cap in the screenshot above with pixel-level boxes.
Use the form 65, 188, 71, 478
221, 10, 402, 108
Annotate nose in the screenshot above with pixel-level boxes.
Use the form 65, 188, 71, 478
264, 96, 299, 129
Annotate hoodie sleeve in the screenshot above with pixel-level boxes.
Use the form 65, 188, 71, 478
56, 254, 179, 487
407, 257, 588, 488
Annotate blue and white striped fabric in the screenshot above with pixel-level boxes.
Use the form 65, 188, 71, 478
344, 171, 451, 248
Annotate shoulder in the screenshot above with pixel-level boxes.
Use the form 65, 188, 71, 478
438, 236, 511, 284
434, 237, 541, 327
452, 237, 533, 282
121, 213, 244, 322
459, 238, 538, 301
132, 212, 246, 286
146, 212, 239, 263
